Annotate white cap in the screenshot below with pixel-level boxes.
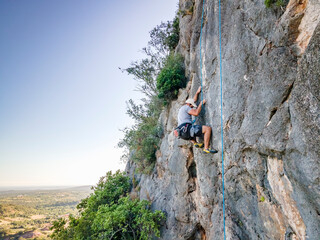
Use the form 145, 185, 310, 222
185, 99, 197, 108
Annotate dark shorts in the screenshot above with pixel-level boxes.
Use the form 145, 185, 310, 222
177, 123, 203, 140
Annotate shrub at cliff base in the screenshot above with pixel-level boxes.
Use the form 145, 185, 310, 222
50, 171, 165, 240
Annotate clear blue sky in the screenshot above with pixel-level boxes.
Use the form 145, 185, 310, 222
0, 0, 178, 187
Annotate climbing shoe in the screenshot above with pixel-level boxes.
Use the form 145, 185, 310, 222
203, 148, 218, 154
194, 142, 204, 148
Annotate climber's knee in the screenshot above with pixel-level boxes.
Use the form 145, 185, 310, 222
202, 125, 211, 134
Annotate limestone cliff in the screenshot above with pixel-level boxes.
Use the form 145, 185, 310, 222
126, 0, 320, 239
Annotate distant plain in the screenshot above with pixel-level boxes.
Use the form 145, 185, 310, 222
0, 186, 92, 239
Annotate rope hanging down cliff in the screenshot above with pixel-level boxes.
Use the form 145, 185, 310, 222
199, 0, 205, 108
190, 0, 206, 127
199, 0, 226, 238
218, 0, 226, 239
175, 0, 218, 154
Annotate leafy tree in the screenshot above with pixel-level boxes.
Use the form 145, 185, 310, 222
50, 218, 69, 240
149, 16, 180, 55
121, 15, 180, 101
50, 171, 165, 240
165, 16, 180, 52
92, 196, 164, 240
118, 96, 163, 173
77, 171, 131, 213
123, 57, 158, 99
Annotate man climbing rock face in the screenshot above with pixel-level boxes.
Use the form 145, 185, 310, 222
175, 87, 218, 154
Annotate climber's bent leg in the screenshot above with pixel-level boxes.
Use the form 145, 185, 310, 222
202, 125, 211, 150
192, 125, 204, 148
202, 125, 218, 154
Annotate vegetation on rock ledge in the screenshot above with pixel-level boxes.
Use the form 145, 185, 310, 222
119, 14, 185, 174
264, 0, 287, 8
157, 54, 185, 104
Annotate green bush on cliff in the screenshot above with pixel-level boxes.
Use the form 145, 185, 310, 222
119, 14, 185, 173
50, 171, 165, 240
157, 54, 185, 104
264, 0, 286, 8
166, 16, 180, 51
118, 97, 163, 173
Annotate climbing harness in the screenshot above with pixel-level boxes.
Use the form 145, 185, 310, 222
174, 123, 195, 140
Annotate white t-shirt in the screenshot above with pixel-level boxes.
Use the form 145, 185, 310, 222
178, 105, 192, 126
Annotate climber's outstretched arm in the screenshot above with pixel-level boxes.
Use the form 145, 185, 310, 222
189, 99, 206, 116
193, 87, 201, 102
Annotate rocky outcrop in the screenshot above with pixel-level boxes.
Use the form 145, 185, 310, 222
126, 0, 320, 239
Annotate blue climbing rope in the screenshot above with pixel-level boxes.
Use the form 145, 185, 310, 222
199, 0, 205, 106
218, 0, 226, 239
198, 1, 226, 238
192, 0, 206, 126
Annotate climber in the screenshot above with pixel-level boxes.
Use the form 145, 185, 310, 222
175, 87, 218, 154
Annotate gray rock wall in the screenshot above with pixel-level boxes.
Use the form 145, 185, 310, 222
126, 0, 320, 239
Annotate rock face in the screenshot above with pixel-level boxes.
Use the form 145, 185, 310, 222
126, 0, 320, 239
